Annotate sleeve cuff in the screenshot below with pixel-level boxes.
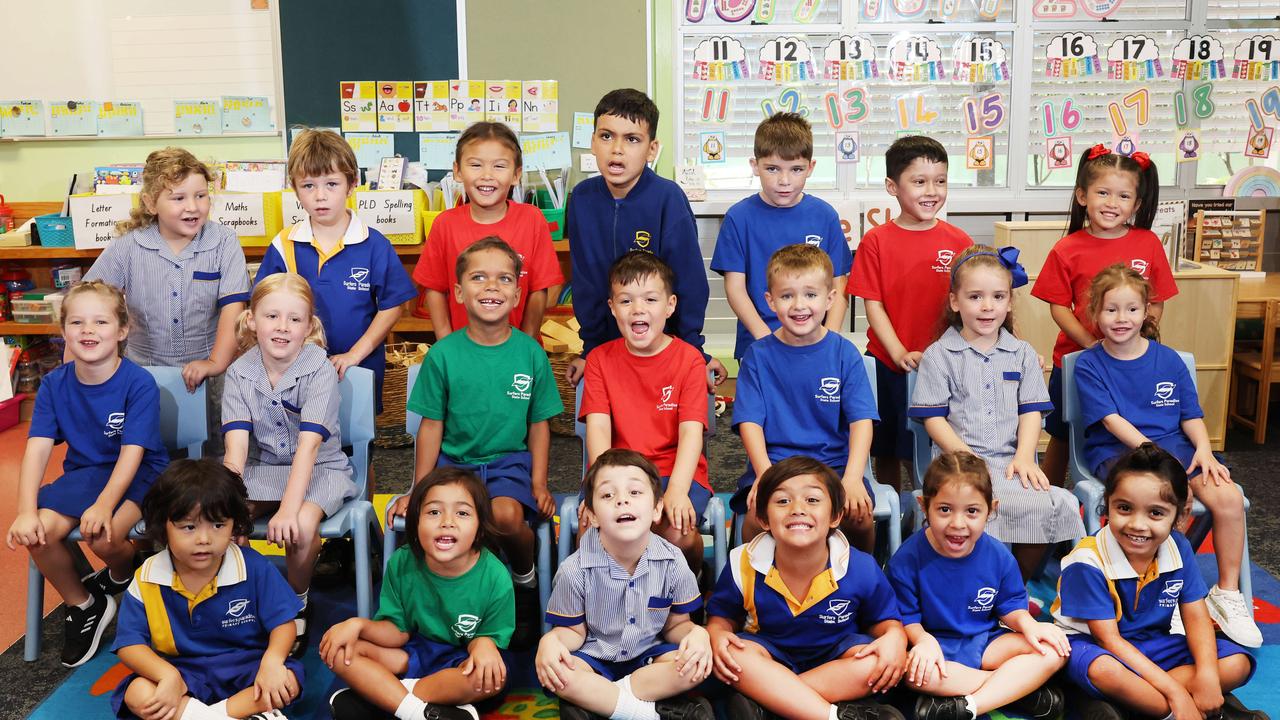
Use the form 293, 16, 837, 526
545, 611, 585, 628
222, 420, 253, 433
298, 421, 332, 441
673, 596, 703, 615
217, 291, 251, 307
907, 405, 948, 418
1017, 401, 1054, 415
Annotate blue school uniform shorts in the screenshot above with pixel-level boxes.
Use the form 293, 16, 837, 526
737, 631, 871, 674
39, 465, 156, 520
870, 355, 914, 461
569, 642, 679, 681
1066, 633, 1254, 699
439, 451, 539, 522
937, 627, 1010, 669
1044, 366, 1069, 440
111, 648, 304, 718
402, 634, 512, 683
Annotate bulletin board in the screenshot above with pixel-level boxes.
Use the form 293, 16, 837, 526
1193, 209, 1266, 271
672, 0, 1280, 194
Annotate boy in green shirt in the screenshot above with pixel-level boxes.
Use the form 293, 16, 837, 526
396, 236, 564, 645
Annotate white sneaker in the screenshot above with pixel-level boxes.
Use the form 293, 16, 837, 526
1206, 585, 1264, 648
1169, 605, 1185, 636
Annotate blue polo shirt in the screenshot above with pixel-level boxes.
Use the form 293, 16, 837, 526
887, 531, 1025, 638
710, 193, 852, 358
546, 528, 702, 662
256, 212, 418, 406
1052, 527, 1207, 641
707, 532, 899, 667
1075, 341, 1202, 474
732, 332, 878, 469
113, 544, 301, 658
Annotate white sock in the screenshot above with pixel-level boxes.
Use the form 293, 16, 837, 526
828, 706, 840, 720
178, 698, 231, 719
74, 595, 94, 610
610, 676, 658, 720
297, 589, 309, 609
511, 567, 537, 588
401, 677, 419, 692
964, 695, 979, 719
394, 691, 428, 720
208, 700, 229, 716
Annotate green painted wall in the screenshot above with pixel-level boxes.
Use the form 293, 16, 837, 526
0, 135, 284, 203
465, 0, 649, 182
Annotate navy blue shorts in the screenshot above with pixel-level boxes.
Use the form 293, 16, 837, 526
579, 476, 712, 523
1044, 366, 1068, 440
440, 451, 538, 522
402, 635, 511, 682
731, 465, 874, 516
870, 355, 913, 461
570, 642, 679, 681
936, 627, 1010, 669
111, 648, 304, 718
38, 465, 155, 520
1066, 633, 1254, 700
738, 631, 870, 674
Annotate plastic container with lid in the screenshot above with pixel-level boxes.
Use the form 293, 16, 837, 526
1, 264, 34, 295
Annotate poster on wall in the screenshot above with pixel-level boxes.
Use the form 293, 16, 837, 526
887, 34, 944, 82
1106, 35, 1162, 80
692, 37, 750, 81
953, 36, 1008, 82
824, 35, 878, 80
1171, 36, 1226, 81
340, 81, 378, 132
1045, 32, 1100, 78
1232, 36, 1280, 80
758, 36, 816, 83
1, 100, 44, 137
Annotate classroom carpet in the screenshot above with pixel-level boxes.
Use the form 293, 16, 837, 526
19, 499, 1280, 719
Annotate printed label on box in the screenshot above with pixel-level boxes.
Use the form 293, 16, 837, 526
340, 81, 378, 132
70, 194, 132, 249
450, 80, 486, 130
174, 100, 222, 135
355, 190, 416, 236
210, 193, 267, 237
414, 81, 451, 132
280, 191, 309, 227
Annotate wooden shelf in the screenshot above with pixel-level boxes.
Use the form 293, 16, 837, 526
393, 317, 434, 333
0, 322, 60, 335
0, 245, 100, 260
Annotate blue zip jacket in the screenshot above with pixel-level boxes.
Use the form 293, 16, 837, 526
566, 167, 709, 358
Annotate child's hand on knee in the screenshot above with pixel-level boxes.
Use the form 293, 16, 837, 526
1023, 621, 1070, 658
905, 633, 946, 688
841, 476, 873, 523
462, 637, 507, 694
253, 658, 298, 710
6, 512, 45, 549
676, 625, 713, 681
709, 627, 746, 683
535, 634, 576, 691
854, 628, 907, 693
319, 617, 366, 667
267, 507, 301, 547
663, 489, 697, 535
80, 501, 114, 543
143, 671, 186, 720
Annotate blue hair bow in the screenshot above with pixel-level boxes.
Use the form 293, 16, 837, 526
951, 246, 1028, 289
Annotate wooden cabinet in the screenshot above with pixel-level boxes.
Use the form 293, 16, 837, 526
996, 221, 1238, 450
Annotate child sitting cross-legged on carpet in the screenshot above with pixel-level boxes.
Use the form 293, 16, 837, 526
323, 467, 514, 720
111, 459, 302, 720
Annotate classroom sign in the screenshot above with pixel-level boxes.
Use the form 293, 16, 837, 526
210, 193, 268, 238
97, 102, 143, 137
0, 100, 44, 136
355, 189, 418, 237
70, 194, 133, 250
174, 100, 221, 135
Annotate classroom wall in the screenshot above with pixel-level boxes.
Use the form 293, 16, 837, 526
464, 0, 648, 184
0, 136, 283, 202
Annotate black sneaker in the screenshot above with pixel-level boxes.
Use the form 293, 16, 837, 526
290, 602, 310, 659
912, 695, 971, 720
1222, 693, 1270, 720
510, 582, 541, 650
61, 591, 117, 667
421, 704, 479, 720
245, 710, 290, 720
556, 700, 602, 720
1007, 684, 1064, 720
1075, 697, 1127, 720
656, 695, 715, 720
727, 692, 770, 720
329, 688, 394, 720
82, 566, 132, 598
840, 699, 908, 720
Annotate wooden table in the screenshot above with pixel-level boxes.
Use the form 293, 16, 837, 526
1238, 273, 1280, 319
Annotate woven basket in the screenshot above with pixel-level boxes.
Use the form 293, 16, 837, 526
547, 352, 577, 437
375, 342, 429, 448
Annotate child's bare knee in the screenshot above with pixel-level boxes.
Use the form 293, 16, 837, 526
491, 500, 526, 532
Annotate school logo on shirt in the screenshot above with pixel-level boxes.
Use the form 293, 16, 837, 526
932, 249, 956, 273
818, 598, 852, 625
452, 613, 481, 639
815, 377, 841, 404
103, 412, 126, 438
657, 385, 677, 412
968, 587, 998, 613
344, 267, 371, 292
222, 598, 257, 628
1129, 259, 1149, 275
804, 234, 823, 247
1159, 579, 1184, 608
1151, 381, 1178, 408
508, 373, 532, 400
634, 230, 651, 250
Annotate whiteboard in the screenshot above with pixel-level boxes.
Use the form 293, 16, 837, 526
0, 0, 283, 136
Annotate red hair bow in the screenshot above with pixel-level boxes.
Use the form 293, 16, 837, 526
1086, 144, 1110, 160
1130, 151, 1152, 169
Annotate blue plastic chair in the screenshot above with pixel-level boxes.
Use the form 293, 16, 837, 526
1062, 350, 1254, 606
25, 366, 208, 661
729, 354, 903, 561
559, 377, 729, 578
383, 362, 554, 633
